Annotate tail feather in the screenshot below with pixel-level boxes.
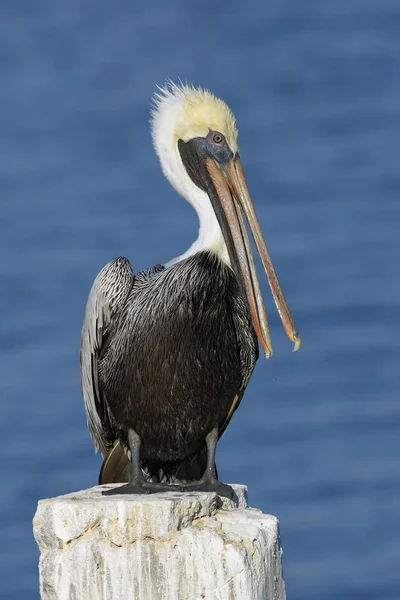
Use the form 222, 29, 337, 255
99, 441, 217, 485
99, 441, 131, 484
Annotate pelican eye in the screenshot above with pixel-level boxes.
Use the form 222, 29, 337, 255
204, 130, 233, 164
212, 132, 224, 144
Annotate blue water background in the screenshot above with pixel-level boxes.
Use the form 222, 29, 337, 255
1, 1, 399, 598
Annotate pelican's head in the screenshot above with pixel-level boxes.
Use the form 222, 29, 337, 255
151, 82, 300, 357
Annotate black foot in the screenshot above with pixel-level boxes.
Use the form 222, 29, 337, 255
102, 481, 186, 496
145, 482, 186, 493
102, 480, 235, 499
181, 479, 236, 500
102, 482, 150, 496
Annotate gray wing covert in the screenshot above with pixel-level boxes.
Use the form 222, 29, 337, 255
80, 257, 134, 456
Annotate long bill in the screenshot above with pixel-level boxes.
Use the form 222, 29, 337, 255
206, 155, 301, 358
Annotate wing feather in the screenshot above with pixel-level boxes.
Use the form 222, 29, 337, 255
218, 288, 259, 439
80, 257, 134, 456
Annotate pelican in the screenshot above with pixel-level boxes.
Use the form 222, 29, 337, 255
80, 82, 300, 498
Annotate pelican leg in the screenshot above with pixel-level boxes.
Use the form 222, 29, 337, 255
180, 427, 235, 500
102, 429, 149, 495
102, 429, 186, 495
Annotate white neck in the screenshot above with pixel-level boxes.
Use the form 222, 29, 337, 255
151, 86, 230, 267
165, 181, 229, 267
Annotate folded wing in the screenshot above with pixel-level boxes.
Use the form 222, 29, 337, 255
80, 257, 134, 456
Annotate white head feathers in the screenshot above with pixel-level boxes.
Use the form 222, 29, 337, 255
150, 81, 237, 265
151, 81, 238, 152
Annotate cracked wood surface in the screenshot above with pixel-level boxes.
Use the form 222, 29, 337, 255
33, 484, 286, 600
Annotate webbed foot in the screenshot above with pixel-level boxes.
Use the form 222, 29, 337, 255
102, 482, 150, 496
181, 479, 235, 500
102, 481, 186, 496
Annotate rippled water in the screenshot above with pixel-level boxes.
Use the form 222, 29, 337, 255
1, 1, 399, 598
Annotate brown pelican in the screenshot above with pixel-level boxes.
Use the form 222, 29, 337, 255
80, 82, 300, 498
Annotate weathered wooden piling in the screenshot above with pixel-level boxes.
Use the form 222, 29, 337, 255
33, 484, 286, 600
